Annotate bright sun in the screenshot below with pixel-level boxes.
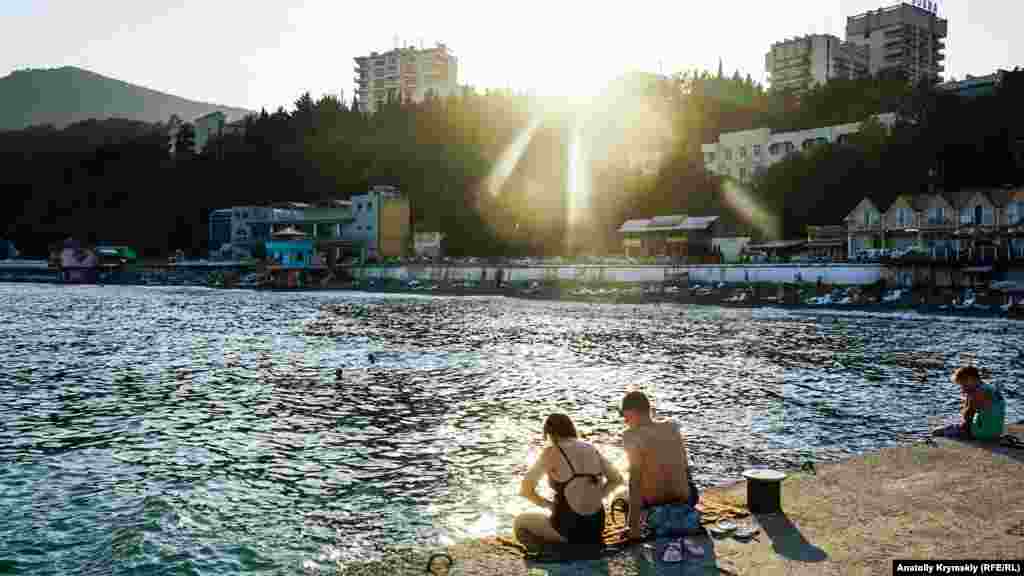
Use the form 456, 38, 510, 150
526, 62, 618, 100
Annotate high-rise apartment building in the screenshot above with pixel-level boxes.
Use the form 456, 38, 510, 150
846, 2, 947, 84
766, 34, 869, 92
353, 43, 458, 114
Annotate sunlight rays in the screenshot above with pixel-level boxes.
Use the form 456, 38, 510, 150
485, 115, 543, 198
566, 115, 592, 249
721, 179, 781, 240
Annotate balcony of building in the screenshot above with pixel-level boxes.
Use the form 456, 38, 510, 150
847, 221, 884, 233
920, 217, 955, 231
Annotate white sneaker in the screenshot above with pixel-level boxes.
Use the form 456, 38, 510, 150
661, 540, 683, 563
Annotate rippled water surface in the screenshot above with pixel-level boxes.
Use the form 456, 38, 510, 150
1, 283, 1021, 574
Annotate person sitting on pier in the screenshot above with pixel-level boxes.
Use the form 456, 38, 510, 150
620, 392, 701, 544
933, 366, 1006, 442
515, 413, 624, 546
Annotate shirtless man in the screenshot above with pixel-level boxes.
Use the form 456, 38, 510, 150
621, 391, 700, 541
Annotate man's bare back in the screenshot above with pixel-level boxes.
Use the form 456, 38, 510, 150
623, 420, 690, 508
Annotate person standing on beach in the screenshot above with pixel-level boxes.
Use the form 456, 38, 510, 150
620, 392, 700, 543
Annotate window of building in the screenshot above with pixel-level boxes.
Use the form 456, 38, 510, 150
896, 207, 912, 227
739, 167, 747, 180
724, 148, 733, 161
1008, 202, 1023, 225
738, 147, 747, 159
752, 144, 761, 157
769, 143, 781, 156
928, 206, 945, 225
865, 209, 879, 227
960, 207, 972, 225
982, 206, 994, 226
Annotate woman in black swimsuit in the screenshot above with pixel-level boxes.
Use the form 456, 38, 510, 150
515, 413, 625, 545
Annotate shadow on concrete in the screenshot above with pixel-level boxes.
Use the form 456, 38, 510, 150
973, 439, 1024, 464
931, 427, 1024, 464
523, 557, 612, 576
754, 513, 828, 563
619, 536, 735, 575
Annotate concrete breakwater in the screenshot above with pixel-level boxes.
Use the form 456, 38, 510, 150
0, 263, 256, 286
347, 263, 886, 286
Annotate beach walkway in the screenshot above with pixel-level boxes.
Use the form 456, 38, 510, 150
419, 425, 1024, 576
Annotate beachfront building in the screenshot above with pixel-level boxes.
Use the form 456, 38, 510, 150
766, 34, 869, 93
803, 226, 848, 261
194, 112, 226, 154
208, 209, 233, 253
414, 232, 445, 259
845, 2, 947, 84
354, 43, 458, 114
701, 113, 897, 183
844, 197, 886, 256
618, 215, 720, 261
265, 228, 318, 268
345, 186, 411, 260
711, 236, 752, 263
0, 239, 18, 260
209, 186, 410, 263
843, 188, 1024, 262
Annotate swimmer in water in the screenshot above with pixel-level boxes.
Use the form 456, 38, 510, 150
368, 353, 376, 364
336, 368, 343, 380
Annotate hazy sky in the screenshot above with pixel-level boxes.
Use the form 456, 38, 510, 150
1, 0, 1019, 113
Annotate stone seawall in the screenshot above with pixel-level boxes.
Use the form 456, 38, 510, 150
347, 263, 886, 286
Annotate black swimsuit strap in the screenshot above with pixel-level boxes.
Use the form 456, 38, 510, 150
555, 442, 601, 484
555, 442, 578, 476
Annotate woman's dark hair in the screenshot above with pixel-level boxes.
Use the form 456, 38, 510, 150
952, 365, 981, 384
543, 413, 578, 442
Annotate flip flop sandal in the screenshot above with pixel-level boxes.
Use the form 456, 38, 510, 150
683, 537, 705, 557
661, 540, 683, 563
709, 520, 736, 538
707, 525, 730, 538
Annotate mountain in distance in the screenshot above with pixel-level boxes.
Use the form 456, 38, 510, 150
0, 66, 252, 131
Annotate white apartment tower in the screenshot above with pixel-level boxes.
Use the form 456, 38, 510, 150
766, 34, 869, 92
845, 2, 947, 84
353, 42, 458, 114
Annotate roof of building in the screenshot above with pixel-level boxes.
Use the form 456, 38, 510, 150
270, 227, 309, 239
618, 215, 720, 233
807, 225, 845, 238
746, 240, 807, 251
195, 110, 227, 121
316, 199, 353, 208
